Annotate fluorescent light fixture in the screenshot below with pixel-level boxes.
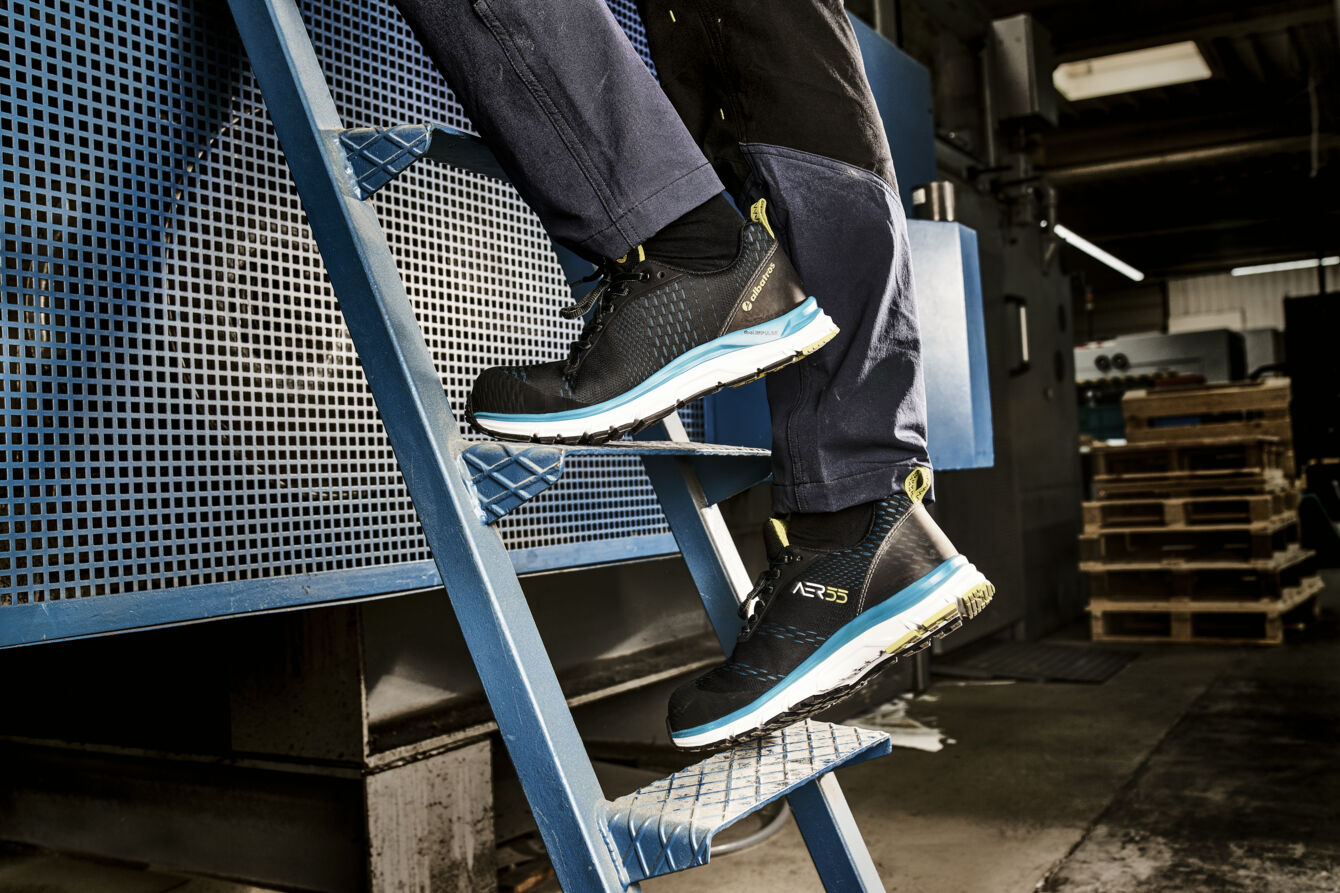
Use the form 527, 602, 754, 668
1049, 222, 1146, 282
1054, 41, 1212, 101
1230, 256, 1339, 277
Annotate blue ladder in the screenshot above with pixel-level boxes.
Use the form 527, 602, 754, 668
225, 1, 894, 888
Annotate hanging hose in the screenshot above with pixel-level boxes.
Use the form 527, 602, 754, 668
712, 802, 793, 856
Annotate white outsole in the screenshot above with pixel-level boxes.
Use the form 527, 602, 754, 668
670, 562, 990, 750
473, 310, 838, 441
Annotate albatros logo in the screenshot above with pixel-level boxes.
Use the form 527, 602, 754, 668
741, 262, 776, 312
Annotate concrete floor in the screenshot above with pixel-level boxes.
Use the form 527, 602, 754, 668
4, 627, 1338, 892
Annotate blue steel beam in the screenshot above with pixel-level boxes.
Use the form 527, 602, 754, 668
636, 416, 754, 652
788, 772, 888, 891
223, 1, 632, 889
639, 414, 888, 890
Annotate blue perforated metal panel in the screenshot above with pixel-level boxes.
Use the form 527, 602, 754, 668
0, 0, 701, 623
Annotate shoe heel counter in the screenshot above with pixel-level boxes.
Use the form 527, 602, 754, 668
907, 503, 960, 563
722, 236, 809, 334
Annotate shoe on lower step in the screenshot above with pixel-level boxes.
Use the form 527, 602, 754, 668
667, 467, 993, 750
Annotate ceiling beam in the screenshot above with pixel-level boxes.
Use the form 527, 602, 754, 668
1045, 135, 1340, 184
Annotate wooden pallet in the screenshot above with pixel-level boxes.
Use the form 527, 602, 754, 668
1088, 574, 1324, 645
1092, 468, 1288, 500
1091, 436, 1283, 479
1122, 378, 1290, 434
1083, 544, 1316, 602
1125, 414, 1292, 446
1079, 512, 1299, 563
1082, 489, 1299, 531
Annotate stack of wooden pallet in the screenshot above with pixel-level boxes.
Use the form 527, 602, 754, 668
1081, 379, 1323, 645
1121, 376, 1296, 475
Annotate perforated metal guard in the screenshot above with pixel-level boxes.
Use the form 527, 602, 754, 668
0, 0, 701, 614
603, 720, 892, 881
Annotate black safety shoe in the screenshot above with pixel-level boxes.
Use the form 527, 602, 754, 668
667, 468, 993, 750
466, 217, 837, 444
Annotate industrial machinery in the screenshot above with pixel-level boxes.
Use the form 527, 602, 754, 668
1075, 329, 1248, 440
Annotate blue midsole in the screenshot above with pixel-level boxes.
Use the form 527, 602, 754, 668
673, 555, 970, 740
474, 297, 824, 424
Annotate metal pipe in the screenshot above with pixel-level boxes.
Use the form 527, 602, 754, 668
1041, 183, 1059, 271
713, 803, 793, 856
979, 40, 998, 170
1046, 135, 1340, 184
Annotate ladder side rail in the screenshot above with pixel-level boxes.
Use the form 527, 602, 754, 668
788, 773, 886, 891
638, 415, 754, 651
223, 1, 631, 889
641, 416, 887, 890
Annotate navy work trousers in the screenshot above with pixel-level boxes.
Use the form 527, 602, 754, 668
391, 0, 931, 513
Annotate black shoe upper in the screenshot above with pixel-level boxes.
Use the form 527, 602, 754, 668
468, 222, 807, 418
667, 470, 958, 734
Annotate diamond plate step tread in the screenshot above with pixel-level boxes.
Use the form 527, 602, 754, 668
602, 720, 892, 882
338, 124, 508, 199
459, 440, 771, 522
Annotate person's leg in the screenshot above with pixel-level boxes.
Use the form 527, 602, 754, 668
641, 0, 929, 513
390, 0, 722, 259
391, 0, 839, 443
639, 0, 994, 749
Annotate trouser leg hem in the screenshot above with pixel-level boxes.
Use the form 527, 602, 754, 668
574, 162, 724, 259
772, 460, 933, 515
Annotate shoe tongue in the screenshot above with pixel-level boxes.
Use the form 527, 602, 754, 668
762, 517, 790, 560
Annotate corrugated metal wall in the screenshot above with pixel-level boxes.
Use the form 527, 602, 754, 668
1169, 266, 1338, 331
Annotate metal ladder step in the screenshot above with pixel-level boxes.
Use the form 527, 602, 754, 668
339, 124, 506, 198
604, 720, 891, 882
459, 439, 771, 522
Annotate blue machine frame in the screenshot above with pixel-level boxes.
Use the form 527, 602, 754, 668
0, 1, 989, 649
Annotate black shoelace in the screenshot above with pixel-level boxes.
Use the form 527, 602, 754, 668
738, 547, 803, 637
560, 260, 649, 376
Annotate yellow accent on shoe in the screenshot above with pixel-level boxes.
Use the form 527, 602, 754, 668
904, 466, 931, 503
883, 603, 960, 654
769, 517, 789, 549
637, 244, 646, 262
920, 603, 960, 630
719, 108, 726, 120
669, 9, 676, 21
883, 629, 922, 655
800, 328, 837, 356
749, 198, 776, 240
957, 581, 995, 619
